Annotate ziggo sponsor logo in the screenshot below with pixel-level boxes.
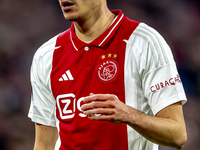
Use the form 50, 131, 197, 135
150, 74, 182, 92
56, 94, 86, 120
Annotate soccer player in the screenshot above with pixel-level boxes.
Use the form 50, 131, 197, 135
28, 0, 187, 150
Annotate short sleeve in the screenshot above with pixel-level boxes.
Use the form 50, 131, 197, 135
28, 43, 57, 127
140, 24, 187, 115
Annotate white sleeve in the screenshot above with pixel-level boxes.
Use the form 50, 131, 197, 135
139, 23, 187, 115
28, 38, 57, 127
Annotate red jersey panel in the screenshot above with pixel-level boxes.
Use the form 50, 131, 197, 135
50, 10, 139, 150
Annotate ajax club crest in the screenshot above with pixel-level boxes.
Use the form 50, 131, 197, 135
96, 54, 119, 83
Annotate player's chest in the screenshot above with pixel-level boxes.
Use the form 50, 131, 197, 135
50, 40, 127, 97
50, 40, 128, 122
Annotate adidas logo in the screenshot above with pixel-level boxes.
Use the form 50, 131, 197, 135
59, 70, 74, 81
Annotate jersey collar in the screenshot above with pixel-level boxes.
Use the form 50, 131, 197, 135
70, 10, 125, 51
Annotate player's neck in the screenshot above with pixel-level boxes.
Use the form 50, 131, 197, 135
74, 8, 116, 43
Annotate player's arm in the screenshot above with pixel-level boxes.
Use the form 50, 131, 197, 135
128, 101, 187, 149
33, 123, 58, 150
81, 94, 187, 149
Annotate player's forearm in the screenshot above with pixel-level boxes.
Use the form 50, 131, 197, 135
34, 124, 58, 150
81, 94, 187, 148
126, 108, 187, 149
33, 144, 55, 150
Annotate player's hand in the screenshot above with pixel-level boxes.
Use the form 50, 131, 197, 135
81, 93, 137, 124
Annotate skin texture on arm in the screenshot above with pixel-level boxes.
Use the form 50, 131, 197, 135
128, 101, 187, 149
33, 123, 58, 150
81, 94, 187, 149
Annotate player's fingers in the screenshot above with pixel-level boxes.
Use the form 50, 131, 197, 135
81, 101, 114, 111
83, 108, 115, 116
90, 93, 94, 96
83, 94, 116, 103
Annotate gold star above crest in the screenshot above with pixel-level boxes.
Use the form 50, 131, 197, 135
113, 54, 117, 58
101, 55, 106, 59
108, 53, 112, 58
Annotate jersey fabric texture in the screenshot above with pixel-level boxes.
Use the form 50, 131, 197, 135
28, 10, 187, 150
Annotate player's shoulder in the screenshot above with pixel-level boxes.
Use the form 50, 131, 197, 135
33, 34, 59, 62
127, 22, 170, 55
125, 21, 173, 65
120, 17, 163, 45
33, 29, 71, 61
133, 22, 164, 44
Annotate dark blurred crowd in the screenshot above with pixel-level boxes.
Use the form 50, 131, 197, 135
0, 0, 199, 149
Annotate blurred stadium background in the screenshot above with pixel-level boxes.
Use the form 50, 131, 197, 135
0, 0, 200, 149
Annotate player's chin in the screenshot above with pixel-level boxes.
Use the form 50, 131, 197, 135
63, 12, 79, 21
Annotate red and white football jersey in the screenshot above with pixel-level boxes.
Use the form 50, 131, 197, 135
28, 10, 187, 150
